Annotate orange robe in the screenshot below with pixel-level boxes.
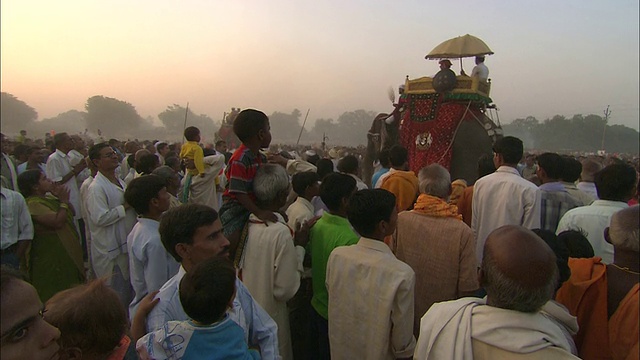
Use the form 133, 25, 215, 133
457, 185, 474, 227
556, 257, 639, 360
380, 170, 419, 212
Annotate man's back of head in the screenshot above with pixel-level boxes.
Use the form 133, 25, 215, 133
417, 164, 451, 200
594, 164, 637, 202
388, 145, 409, 169
608, 205, 640, 253
481, 225, 557, 313
536, 153, 564, 182
492, 136, 523, 167
580, 158, 603, 183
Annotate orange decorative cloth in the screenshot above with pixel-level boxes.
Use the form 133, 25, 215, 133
380, 170, 419, 212
556, 257, 639, 360
413, 194, 463, 220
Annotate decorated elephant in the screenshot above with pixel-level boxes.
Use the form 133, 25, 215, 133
363, 76, 502, 187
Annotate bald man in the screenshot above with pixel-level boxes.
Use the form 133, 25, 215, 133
415, 225, 579, 359
124, 149, 150, 185
556, 205, 639, 360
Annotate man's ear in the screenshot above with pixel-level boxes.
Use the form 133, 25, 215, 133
604, 227, 612, 245
175, 243, 189, 260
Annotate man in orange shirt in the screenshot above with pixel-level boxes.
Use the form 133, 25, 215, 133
556, 205, 639, 360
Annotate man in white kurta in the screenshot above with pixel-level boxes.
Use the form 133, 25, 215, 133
472, 136, 541, 264
86, 143, 137, 306
239, 164, 302, 360
187, 153, 226, 210
46, 132, 86, 226
241, 213, 300, 360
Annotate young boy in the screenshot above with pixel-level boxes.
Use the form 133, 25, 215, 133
124, 174, 179, 319
219, 109, 277, 265
137, 257, 260, 360
326, 189, 416, 359
179, 126, 205, 203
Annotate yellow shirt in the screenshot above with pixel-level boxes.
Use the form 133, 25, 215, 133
179, 141, 204, 176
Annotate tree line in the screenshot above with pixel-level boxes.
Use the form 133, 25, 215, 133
1, 92, 638, 153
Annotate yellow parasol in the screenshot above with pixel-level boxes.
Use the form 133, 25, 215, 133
425, 34, 493, 59
425, 34, 493, 73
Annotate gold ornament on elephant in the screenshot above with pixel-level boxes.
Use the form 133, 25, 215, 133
415, 132, 433, 151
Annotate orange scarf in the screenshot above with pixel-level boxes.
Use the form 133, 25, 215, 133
412, 194, 462, 220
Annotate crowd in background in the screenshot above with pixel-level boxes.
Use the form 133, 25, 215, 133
1, 120, 639, 360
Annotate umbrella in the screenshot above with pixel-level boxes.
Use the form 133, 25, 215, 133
425, 34, 494, 59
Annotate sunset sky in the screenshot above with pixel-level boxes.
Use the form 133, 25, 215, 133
2, 0, 639, 131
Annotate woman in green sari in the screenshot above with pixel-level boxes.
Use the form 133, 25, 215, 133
17, 169, 85, 302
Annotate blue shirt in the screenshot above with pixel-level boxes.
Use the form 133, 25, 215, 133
371, 167, 390, 190
147, 266, 280, 359
138, 316, 261, 360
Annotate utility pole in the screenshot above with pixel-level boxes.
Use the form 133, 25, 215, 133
600, 105, 611, 152
321, 132, 328, 154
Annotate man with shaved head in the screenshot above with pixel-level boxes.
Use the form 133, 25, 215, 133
124, 149, 150, 185
119, 141, 140, 180
556, 205, 639, 360
415, 225, 578, 359
577, 158, 603, 201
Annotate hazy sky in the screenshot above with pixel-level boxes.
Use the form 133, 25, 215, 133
2, 0, 639, 132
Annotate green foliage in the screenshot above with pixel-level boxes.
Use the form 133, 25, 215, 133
0, 92, 38, 134
158, 104, 217, 140
502, 114, 639, 154
85, 96, 143, 138
34, 110, 87, 135
308, 109, 376, 145
269, 109, 307, 143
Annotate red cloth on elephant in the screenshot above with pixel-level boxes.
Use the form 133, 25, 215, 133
400, 95, 473, 173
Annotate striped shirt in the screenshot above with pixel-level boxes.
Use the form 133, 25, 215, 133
222, 144, 266, 202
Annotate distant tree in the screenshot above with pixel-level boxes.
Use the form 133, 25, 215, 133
85, 95, 143, 138
35, 110, 87, 135
0, 92, 38, 134
158, 104, 217, 142
269, 109, 306, 143
309, 118, 337, 144
334, 110, 377, 145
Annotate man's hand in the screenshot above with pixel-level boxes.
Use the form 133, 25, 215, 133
73, 160, 87, 174
294, 216, 320, 247
267, 154, 289, 167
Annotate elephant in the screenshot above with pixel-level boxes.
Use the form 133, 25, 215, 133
363, 96, 502, 187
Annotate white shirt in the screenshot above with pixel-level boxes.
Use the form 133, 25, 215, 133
241, 213, 300, 360
187, 154, 225, 209
471, 62, 489, 82
86, 171, 136, 278
147, 266, 281, 360
46, 149, 81, 219
556, 200, 628, 264
1, 153, 18, 190
0, 187, 34, 249
79, 176, 94, 224
127, 218, 179, 318
472, 166, 541, 264
286, 196, 315, 231
577, 182, 598, 200
326, 237, 416, 360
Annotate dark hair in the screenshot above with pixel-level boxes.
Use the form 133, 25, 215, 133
17, 169, 43, 198
12, 144, 30, 158
184, 126, 201, 142
594, 164, 637, 201
137, 154, 159, 175
477, 153, 496, 179
347, 189, 396, 237
88, 143, 111, 161
53, 132, 69, 147
124, 175, 166, 215
337, 155, 359, 175
561, 156, 582, 183
203, 148, 216, 157
156, 142, 168, 152
159, 204, 219, 262
108, 138, 119, 146
126, 153, 136, 168
319, 173, 356, 212
557, 230, 595, 258
179, 257, 236, 324
316, 159, 334, 180
536, 152, 564, 180
292, 171, 319, 197
493, 136, 523, 165
388, 145, 408, 167
233, 109, 268, 142
378, 148, 391, 168
532, 229, 570, 290
164, 156, 181, 170
215, 140, 226, 147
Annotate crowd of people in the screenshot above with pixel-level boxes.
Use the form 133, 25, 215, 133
1, 109, 639, 360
